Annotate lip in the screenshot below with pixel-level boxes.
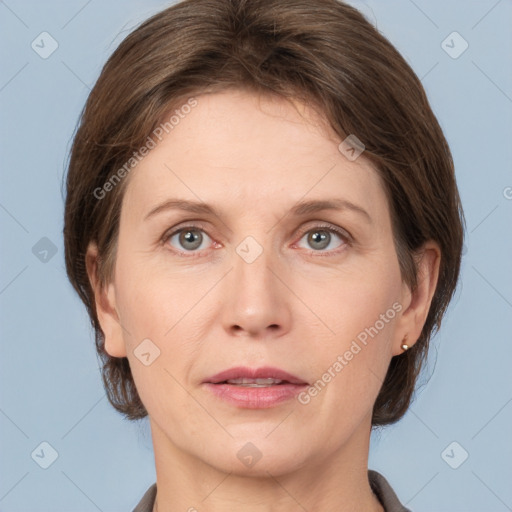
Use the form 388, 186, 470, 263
203, 366, 308, 385
203, 382, 306, 408
202, 366, 309, 409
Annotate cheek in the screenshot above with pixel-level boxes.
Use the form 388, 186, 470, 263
300, 281, 400, 425
113, 253, 212, 400
314, 264, 401, 343
114, 251, 199, 340
113, 263, 201, 414
302, 258, 402, 394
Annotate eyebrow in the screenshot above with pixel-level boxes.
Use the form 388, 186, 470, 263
144, 198, 372, 223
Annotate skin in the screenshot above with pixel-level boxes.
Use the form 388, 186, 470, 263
87, 89, 440, 512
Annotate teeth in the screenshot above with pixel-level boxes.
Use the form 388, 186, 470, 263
225, 378, 284, 386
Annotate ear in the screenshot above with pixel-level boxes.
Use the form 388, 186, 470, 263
85, 242, 127, 358
393, 241, 441, 356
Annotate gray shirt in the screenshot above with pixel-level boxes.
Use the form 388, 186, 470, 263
132, 470, 411, 511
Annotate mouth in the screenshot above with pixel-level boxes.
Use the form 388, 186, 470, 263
202, 367, 309, 409
215, 377, 293, 387
203, 366, 309, 386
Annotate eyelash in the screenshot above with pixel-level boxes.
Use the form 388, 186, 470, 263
161, 222, 352, 258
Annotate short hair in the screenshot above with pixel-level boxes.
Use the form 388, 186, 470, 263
63, 0, 464, 426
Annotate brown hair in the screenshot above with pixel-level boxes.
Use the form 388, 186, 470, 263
63, 0, 464, 426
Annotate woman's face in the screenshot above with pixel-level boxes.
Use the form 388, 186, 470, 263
96, 89, 414, 475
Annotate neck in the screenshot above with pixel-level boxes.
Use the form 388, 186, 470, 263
149, 417, 384, 512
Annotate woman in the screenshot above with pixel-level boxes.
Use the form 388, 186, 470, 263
63, 0, 464, 510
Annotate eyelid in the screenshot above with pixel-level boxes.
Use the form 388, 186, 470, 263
294, 221, 352, 243
162, 220, 211, 238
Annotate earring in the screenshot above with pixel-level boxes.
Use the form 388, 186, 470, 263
401, 335, 409, 352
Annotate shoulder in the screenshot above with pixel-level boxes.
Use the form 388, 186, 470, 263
132, 483, 156, 512
368, 469, 412, 512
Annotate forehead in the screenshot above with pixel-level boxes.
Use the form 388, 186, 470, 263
122, 89, 387, 220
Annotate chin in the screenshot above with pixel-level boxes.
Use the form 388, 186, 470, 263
197, 440, 309, 478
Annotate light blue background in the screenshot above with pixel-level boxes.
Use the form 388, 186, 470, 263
1, 0, 511, 510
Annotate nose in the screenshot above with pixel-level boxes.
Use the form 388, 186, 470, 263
221, 240, 292, 339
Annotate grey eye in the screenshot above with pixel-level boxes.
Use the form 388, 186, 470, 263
307, 230, 331, 250
168, 228, 211, 251
296, 228, 345, 252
